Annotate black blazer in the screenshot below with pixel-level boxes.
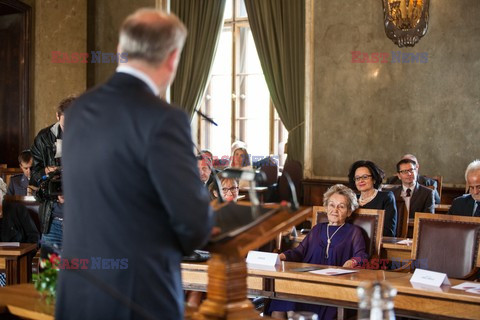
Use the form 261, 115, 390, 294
392, 184, 435, 218
359, 190, 397, 237
56, 73, 213, 320
386, 175, 440, 204
449, 194, 478, 216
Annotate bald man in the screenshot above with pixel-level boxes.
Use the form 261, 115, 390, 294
57, 9, 213, 320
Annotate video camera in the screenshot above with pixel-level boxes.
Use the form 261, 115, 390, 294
35, 169, 63, 202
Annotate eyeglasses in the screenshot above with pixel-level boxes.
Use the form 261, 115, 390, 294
354, 174, 372, 182
327, 201, 348, 211
469, 185, 480, 193
222, 186, 239, 194
398, 168, 415, 175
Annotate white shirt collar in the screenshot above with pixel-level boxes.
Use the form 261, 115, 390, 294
402, 181, 416, 194
116, 65, 159, 96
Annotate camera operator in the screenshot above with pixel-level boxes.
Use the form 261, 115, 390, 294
31, 96, 76, 252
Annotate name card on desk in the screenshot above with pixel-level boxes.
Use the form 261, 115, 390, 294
410, 268, 450, 287
246, 251, 279, 271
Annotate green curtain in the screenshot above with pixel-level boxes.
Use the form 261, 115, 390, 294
170, 0, 226, 119
244, 0, 305, 165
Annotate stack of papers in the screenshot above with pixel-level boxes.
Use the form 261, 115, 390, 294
452, 282, 480, 294
309, 268, 358, 276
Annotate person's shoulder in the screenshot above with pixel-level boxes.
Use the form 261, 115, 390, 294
418, 175, 436, 186
378, 190, 395, 200
417, 184, 434, 194
10, 174, 23, 180
452, 193, 472, 203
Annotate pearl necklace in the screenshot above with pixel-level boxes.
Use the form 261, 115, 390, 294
359, 189, 378, 206
325, 223, 345, 259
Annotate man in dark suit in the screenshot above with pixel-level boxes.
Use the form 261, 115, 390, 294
449, 160, 480, 217
386, 154, 440, 204
7, 150, 33, 196
56, 9, 213, 320
392, 159, 435, 219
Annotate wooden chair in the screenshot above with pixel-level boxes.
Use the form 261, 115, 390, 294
312, 206, 384, 258
0, 164, 7, 169
395, 199, 409, 238
277, 159, 302, 203
398, 213, 480, 279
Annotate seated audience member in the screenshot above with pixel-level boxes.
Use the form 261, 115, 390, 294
197, 149, 214, 185
230, 141, 252, 188
449, 159, 480, 217
268, 184, 368, 319
7, 150, 33, 196
348, 160, 397, 237
386, 154, 440, 204
391, 159, 434, 218
209, 171, 239, 202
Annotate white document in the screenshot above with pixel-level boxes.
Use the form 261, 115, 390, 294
309, 268, 358, 276
246, 251, 279, 271
396, 239, 412, 245
452, 282, 480, 291
0, 242, 20, 247
410, 268, 450, 287
466, 287, 480, 294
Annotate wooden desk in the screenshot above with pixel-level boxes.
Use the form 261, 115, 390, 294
0, 243, 38, 285
380, 237, 412, 263
182, 261, 480, 319
0, 283, 54, 319
435, 204, 451, 214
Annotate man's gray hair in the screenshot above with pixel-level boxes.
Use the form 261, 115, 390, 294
465, 159, 480, 182
119, 8, 187, 65
323, 184, 359, 213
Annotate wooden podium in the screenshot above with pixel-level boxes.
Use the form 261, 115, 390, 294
192, 202, 312, 320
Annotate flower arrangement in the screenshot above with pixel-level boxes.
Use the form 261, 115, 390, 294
33, 253, 60, 304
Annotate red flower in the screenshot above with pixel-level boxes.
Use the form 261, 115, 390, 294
49, 253, 60, 267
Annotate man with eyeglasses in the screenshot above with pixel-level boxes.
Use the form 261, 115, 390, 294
449, 159, 480, 217
392, 159, 435, 218
386, 154, 440, 204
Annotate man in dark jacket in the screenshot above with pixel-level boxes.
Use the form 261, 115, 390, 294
30, 96, 76, 251
56, 9, 213, 320
7, 150, 33, 196
449, 159, 480, 216
386, 154, 440, 204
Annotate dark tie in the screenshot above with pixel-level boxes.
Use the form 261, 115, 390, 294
406, 188, 411, 197
474, 201, 480, 217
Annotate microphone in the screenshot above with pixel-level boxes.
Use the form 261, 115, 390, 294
220, 168, 266, 184
196, 109, 218, 126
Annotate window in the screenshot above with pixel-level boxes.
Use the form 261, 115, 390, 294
198, 0, 288, 165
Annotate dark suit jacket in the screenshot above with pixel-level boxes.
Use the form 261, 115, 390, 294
56, 73, 213, 320
6, 174, 28, 196
449, 194, 478, 216
386, 174, 440, 204
392, 184, 435, 218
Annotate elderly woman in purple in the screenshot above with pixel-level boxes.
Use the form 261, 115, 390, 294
268, 184, 369, 319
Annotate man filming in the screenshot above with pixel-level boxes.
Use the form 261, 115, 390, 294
31, 96, 76, 252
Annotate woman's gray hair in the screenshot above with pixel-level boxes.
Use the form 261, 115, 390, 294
119, 8, 187, 66
323, 184, 359, 213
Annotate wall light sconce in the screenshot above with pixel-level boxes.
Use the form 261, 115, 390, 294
382, 0, 429, 47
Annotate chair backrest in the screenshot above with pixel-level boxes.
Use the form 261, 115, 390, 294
255, 157, 278, 187
411, 213, 480, 279
395, 199, 409, 238
312, 206, 384, 258
277, 159, 302, 202
427, 175, 443, 201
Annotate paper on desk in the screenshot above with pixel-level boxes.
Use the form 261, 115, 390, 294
309, 268, 358, 276
452, 282, 480, 291
397, 239, 412, 245
466, 287, 480, 294
0, 242, 20, 247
